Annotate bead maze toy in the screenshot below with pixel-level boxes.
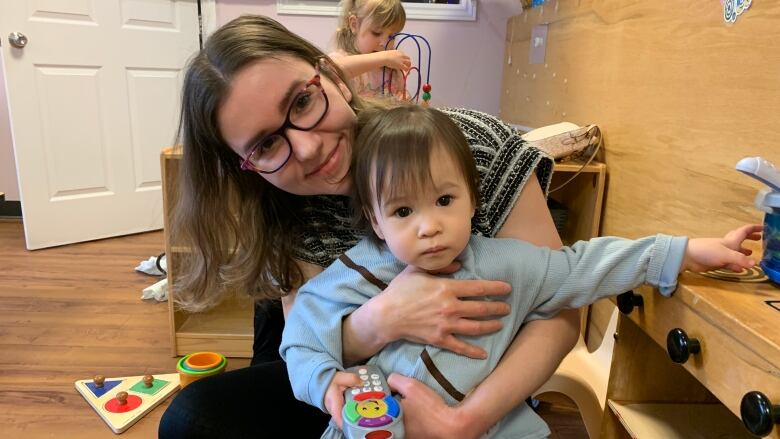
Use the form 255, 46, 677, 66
382, 33, 433, 107
74, 373, 180, 434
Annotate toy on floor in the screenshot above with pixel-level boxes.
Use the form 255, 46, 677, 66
74, 372, 180, 434
382, 32, 432, 107
176, 351, 227, 388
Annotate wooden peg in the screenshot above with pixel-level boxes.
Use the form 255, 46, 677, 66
143, 375, 154, 387
116, 391, 128, 405
93, 375, 105, 388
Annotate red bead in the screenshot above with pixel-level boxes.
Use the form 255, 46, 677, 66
422, 84, 432, 93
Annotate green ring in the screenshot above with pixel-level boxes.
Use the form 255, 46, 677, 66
177, 354, 227, 375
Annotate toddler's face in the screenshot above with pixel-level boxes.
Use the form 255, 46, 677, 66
369, 146, 475, 272
351, 15, 401, 54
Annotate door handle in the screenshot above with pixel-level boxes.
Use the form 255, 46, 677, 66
8, 32, 28, 48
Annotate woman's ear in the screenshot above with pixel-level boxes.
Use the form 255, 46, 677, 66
348, 15, 359, 34
337, 79, 353, 103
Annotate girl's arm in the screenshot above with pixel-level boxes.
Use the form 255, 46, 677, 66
331, 50, 411, 78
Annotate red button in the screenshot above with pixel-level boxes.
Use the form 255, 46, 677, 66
365, 430, 393, 439
354, 391, 386, 401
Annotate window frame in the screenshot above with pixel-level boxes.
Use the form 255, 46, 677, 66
276, 0, 477, 21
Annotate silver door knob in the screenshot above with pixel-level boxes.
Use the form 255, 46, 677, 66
8, 32, 28, 49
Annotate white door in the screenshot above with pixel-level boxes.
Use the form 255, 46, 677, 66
0, 0, 201, 249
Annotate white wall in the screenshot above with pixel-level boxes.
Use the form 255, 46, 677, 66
0, 0, 521, 203
0, 53, 19, 201
216, 0, 521, 113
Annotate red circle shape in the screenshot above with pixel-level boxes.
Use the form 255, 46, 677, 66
104, 394, 143, 413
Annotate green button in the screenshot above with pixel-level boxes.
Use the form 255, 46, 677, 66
344, 400, 360, 423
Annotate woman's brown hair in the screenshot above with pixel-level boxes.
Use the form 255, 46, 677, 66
174, 15, 381, 311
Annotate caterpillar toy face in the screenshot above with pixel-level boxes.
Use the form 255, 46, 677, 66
356, 398, 388, 418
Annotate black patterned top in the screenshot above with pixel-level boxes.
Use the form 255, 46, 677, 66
292, 108, 554, 268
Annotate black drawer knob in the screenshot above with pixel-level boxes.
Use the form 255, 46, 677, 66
617, 291, 643, 314
741, 391, 779, 437
666, 328, 700, 364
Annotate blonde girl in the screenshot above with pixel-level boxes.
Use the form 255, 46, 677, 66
330, 0, 411, 99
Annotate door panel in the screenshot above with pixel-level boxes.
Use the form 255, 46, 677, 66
1, 0, 200, 249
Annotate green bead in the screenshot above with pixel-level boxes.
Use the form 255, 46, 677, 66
422, 92, 431, 101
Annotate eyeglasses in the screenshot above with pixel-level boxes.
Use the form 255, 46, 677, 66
239, 64, 330, 174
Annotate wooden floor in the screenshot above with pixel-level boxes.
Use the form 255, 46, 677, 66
0, 219, 250, 438
0, 219, 586, 438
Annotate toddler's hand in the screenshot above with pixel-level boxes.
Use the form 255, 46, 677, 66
384, 50, 411, 72
683, 224, 763, 272
324, 371, 363, 430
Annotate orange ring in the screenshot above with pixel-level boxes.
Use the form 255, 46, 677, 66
184, 352, 222, 371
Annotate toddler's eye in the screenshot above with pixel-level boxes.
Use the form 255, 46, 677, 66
394, 207, 412, 218
437, 195, 453, 206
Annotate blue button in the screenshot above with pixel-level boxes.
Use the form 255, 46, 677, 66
384, 395, 400, 418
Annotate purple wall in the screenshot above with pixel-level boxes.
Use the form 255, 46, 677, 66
0, 1, 521, 202
216, 0, 521, 113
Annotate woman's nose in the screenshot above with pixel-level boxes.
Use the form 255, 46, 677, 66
286, 129, 321, 162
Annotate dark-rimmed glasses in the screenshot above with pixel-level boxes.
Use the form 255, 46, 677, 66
239, 63, 330, 174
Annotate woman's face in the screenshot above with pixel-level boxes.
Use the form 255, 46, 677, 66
218, 56, 356, 196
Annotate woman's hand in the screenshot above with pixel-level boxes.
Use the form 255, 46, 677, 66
382, 49, 411, 72
323, 371, 363, 430
381, 264, 511, 358
388, 373, 481, 439
342, 264, 511, 364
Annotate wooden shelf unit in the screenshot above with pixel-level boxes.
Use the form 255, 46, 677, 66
161, 148, 254, 358
162, 148, 608, 358
600, 269, 780, 438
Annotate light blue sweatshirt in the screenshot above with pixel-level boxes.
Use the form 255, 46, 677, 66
281, 234, 687, 439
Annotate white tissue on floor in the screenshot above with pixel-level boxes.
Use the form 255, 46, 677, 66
135, 255, 167, 276
142, 277, 168, 301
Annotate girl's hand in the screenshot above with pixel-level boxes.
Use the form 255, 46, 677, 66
375, 264, 511, 359
324, 371, 363, 430
683, 224, 763, 272
383, 49, 411, 72
388, 373, 481, 439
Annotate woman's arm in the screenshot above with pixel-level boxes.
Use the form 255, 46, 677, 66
280, 261, 324, 318
453, 174, 580, 437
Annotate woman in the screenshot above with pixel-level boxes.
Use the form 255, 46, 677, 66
159, 15, 579, 439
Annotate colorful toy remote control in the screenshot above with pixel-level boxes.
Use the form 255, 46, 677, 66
342, 365, 404, 439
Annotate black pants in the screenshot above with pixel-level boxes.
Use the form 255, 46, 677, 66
158, 301, 330, 438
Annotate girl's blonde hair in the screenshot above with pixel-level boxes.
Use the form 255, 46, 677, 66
335, 0, 406, 55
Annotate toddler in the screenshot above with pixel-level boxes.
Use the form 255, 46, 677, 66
280, 106, 762, 439
330, 0, 411, 99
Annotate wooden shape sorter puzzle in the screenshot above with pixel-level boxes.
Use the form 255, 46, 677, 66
75, 373, 180, 433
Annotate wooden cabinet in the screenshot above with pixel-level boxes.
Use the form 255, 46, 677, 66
600, 269, 780, 438
161, 148, 254, 358
161, 148, 608, 358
